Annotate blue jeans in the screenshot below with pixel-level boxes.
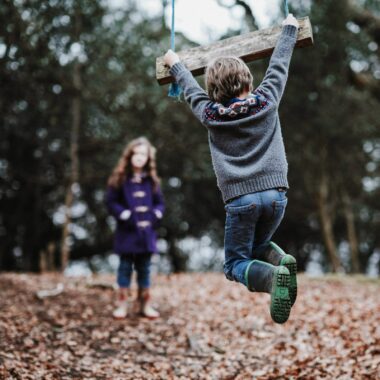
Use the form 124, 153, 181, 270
117, 253, 152, 289
224, 189, 288, 285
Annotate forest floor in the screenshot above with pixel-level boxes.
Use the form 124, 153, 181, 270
0, 272, 379, 380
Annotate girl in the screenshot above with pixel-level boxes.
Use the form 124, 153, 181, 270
106, 137, 165, 319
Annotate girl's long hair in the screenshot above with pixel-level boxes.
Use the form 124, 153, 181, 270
107, 137, 160, 189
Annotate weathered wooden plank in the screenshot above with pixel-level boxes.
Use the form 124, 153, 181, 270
156, 17, 313, 85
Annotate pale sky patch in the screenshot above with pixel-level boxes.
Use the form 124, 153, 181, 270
109, 0, 283, 44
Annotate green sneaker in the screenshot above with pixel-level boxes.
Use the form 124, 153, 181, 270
268, 241, 297, 306
270, 266, 291, 324
279, 254, 297, 306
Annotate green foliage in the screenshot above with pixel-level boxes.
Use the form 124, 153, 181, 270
281, 0, 380, 271
0, 0, 379, 273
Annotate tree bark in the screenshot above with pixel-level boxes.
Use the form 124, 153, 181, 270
342, 191, 361, 273
317, 171, 341, 272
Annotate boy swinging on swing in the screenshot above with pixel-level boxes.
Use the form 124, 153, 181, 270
164, 14, 299, 324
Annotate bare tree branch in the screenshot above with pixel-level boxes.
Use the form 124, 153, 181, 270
216, 0, 258, 30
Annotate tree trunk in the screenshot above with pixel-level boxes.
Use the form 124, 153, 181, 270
317, 172, 341, 272
167, 234, 187, 273
39, 249, 47, 273
60, 59, 81, 271
342, 191, 360, 273
41, 242, 56, 272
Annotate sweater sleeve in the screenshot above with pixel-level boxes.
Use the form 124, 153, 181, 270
257, 25, 298, 105
169, 62, 212, 124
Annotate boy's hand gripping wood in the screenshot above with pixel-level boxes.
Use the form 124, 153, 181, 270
156, 16, 313, 85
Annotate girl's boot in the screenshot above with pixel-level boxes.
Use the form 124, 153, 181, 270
138, 288, 160, 319
113, 288, 130, 319
245, 260, 291, 324
256, 241, 297, 306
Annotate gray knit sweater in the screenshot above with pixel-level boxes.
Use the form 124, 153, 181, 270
170, 25, 298, 203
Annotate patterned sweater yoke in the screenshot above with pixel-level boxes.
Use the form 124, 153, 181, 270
204, 92, 269, 122
170, 25, 298, 203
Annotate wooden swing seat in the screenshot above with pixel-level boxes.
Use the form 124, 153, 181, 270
156, 17, 313, 85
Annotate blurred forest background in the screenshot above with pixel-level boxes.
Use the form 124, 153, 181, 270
0, 0, 379, 275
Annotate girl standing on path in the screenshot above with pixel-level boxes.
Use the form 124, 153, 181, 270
106, 137, 165, 319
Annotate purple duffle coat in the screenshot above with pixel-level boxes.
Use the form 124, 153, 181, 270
106, 175, 165, 254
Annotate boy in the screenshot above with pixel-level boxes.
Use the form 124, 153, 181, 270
164, 14, 299, 323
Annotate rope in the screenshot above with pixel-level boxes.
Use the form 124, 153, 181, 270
170, 0, 175, 51
284, 0, 289, 17
168, 0, 182, 99
167, 0, 290, 98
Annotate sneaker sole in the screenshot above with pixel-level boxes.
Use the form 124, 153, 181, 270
141, 313, 160, 320
113, 314, 127, 320
270, 266, 291, 324
280, 255, 297, 306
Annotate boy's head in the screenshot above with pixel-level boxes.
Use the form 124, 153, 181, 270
205, 57, 253, 105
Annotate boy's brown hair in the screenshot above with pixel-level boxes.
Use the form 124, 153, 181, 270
205, 57, 253, 105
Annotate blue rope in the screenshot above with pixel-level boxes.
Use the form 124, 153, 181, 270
168, 0, 182, 99
170, 0, 175, 50
284, 0, 289, 17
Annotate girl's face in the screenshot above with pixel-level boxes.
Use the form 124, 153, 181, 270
131, 144, 149, 171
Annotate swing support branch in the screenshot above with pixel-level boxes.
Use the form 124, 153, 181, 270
156, 16, 313, 85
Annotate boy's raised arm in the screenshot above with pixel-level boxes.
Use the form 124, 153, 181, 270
164, 50, 211, 124
258, 14, 299, 105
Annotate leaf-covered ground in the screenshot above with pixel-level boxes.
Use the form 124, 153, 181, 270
0, 273, 379, 380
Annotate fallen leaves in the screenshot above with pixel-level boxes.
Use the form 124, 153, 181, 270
0, 273, 379, 379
